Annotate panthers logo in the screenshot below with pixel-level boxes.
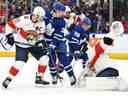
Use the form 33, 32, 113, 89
26, 30, 39, 45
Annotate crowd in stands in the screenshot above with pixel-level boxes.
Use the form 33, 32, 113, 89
0, 0, 128, 33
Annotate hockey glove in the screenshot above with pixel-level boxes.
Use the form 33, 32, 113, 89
35, 40, 48, 48
6, 33, 14, 46
81, 42, 88, 53
67, 24, 75, 32
61, 28, 69, 37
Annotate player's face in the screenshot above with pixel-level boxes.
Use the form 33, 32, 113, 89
65, 12, 70, 18
31, 15, 39, 23
53, 10, 65, 17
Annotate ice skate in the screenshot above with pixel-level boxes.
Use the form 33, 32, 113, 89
52, 76, 58, 85
35, 73, 50, 85
2, 76, 12, 88
70, 75, 76, 86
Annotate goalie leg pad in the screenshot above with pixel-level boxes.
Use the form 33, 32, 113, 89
96, 67, 119, 77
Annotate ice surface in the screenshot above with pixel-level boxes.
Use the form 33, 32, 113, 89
0, 57, 128, 96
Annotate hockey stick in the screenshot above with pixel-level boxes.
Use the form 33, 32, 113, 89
49, 53, 64, 85
15, 40, 64, 85
0, 37, 9, 50
45, 41, 64, 85
77, 63, 96, 87
0, 35, 16, 50
0, 35, 82, 57
0, 39, 45, 50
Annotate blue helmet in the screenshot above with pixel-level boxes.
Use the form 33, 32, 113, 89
53, 2, 66, 12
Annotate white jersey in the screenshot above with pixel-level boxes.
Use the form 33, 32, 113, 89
89, 39, 117, 75
95, 52, 117, 74
5, 14, 45, 48
64, 17, 74, 28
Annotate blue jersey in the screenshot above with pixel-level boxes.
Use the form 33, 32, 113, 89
43, 8, 52, 25
67, 25, 89, 50
52, 17, 66, 42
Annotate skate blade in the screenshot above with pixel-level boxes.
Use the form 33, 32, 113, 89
35, 83, 61, 88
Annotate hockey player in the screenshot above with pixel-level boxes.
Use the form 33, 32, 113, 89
64, 5, 72, 28
48, 2, 76, 86
86, 21, 124, 77
87, 36, 119, 77
77, 21, 127, 89
67, 17, 91, 69
2, 6, 50, 88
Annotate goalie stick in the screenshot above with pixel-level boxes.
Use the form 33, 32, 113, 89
77, 63, 96, 87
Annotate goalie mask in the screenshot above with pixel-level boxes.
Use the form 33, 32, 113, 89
110, 21, 124, 37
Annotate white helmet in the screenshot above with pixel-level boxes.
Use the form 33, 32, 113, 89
110, 21, 124, 37
33, 6, 45, 20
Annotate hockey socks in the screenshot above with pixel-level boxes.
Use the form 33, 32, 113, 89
68, 71, 76, 86
38, 64, 47, 73
64, 65, 76, 86
2, 61, 25, 88
9, 66, 19, 76
49, 66, 64, 85
2, 65, 20, 88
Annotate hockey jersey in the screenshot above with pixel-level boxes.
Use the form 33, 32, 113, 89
52, 17, 66, 42
5, 14, 45, 48
67, 25, 89, 50
89, 38, 117, 74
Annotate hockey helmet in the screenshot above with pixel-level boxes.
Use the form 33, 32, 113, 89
33, 6, 45, 20
110, 21, 124, 37
53, 2, 66, 12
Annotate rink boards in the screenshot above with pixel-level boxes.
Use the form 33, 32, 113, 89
0, 34, 128, 60
0, 51, 128, 60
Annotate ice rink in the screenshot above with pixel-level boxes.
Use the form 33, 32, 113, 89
0, 57, 128, 96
